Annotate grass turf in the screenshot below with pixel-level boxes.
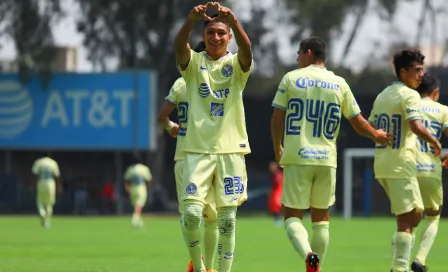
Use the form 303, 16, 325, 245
0, 215, 446, 271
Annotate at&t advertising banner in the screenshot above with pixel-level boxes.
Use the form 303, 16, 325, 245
0, 72, 157, 150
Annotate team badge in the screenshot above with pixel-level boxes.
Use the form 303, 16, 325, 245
221, 64, 233, 77
186, 183, 197, 194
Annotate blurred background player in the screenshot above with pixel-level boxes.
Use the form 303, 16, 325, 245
174, 2, 253, 272
368, 49, 441, 272
412, 74, 446, 272
32, 152, 60, 228
158, 41, 219, 272
271, 36, 391, 272
124, 154, 152, 228
268, 161, 283, 227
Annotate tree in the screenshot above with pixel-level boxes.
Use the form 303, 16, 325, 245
0, 0, 63, 84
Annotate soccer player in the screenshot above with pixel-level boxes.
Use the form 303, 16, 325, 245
157, 41, 219, 272
174, 2, 252, 271
271, 36, 392, 272
268, 161, 283, 227
368, 49, 441, 272
32, 152, 60, 228
124, 155, 152, 228
411, 74, 445, 272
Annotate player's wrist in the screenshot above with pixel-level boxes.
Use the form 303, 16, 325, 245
228, 18, 239, 28
165, 121, 175, 131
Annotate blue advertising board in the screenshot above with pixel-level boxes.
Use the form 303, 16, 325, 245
0, 72, 157, 150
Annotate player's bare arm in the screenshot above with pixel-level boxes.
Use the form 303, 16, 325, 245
271, 108, 285, 163
349, 114, 393, 145
175, 4, 211, 70
409, 119, 441, 156
211, 3, 252, 71
157, 101, 179, 138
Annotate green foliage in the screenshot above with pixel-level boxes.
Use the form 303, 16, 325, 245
0, 0, 63, 86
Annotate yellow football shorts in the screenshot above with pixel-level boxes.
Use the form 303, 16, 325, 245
182, 153, 247, 208
417, 177, 443, 211
378, 177, 424, 215
282, 165, 336, 210
130, 185, 147, 207
37, 180, 56, 206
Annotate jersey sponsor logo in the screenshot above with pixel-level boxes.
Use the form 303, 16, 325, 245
211, 102, 224, 116
186, 183, 197, 194
221, 64, 234, 77
200, 66, 207, 70
198, 83, 211, 98
295, 77, 339, 91
198, 83, 230, 98
406, 108, 420, 114
298, 147, 329, 160
422, 107, 440, 114
416, 162, 436, 173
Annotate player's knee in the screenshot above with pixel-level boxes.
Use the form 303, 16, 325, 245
413, 211, 423, 227
217, 206, 237, 237
184, 201, 204, 231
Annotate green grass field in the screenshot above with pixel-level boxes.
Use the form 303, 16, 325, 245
0, 215, 446, 272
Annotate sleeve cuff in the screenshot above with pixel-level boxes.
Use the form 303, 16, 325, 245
272, 103, 286, 110
406, 116, 422, 121
346, 110, 361, 120
165, 97, 177, 104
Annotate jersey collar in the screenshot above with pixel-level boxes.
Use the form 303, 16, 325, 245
204, 51, 232, 62
392, 81, 406, 86
310, 64, 326, 70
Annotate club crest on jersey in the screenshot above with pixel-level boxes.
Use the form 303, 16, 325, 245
186, 183, 197, 194
198, 83, 211, 98
221, 64, 233, 77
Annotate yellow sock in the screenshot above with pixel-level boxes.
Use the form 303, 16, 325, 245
392, 232, 412, 271
285, 217, 312, 260
311, 222, 329, 266
203, 220, 218, 270
416, 215, 440, 265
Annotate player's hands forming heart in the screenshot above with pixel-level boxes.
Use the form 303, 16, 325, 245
188, 2, 236, 25
188, 4, 212, 22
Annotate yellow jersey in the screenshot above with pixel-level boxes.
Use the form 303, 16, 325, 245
165, 77, 188, 161
32, 157, 60, 182
177, 50, 253, 154
369, 82, 422, 178
416, 97, 448, 179
272, 65, 361, 168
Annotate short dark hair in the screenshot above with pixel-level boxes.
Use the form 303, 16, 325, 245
393, 49, 425, 79
203, 14, 230, 30
193, 41, 206, 53
132, 153, 142, 165
417, 73, 439, 95
299, 37, 327, 61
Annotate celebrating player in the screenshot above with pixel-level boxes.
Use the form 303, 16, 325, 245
174, 2, 253, 272
124, 155, 152, 228
411, 74, 445, 272
157, 41, 219, 272
268, 161, 283, 227
271, 36, 392, 272
32, 152, 60, 228
368, 49, 441, 272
